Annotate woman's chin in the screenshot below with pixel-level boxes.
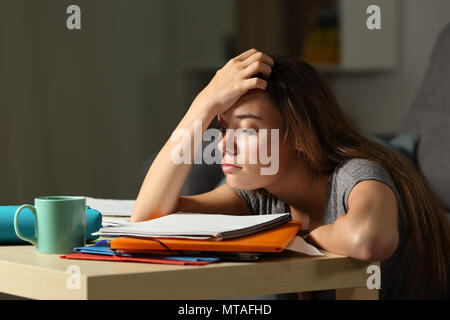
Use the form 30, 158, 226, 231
224, 175, 263, 190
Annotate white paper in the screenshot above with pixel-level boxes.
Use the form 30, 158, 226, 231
92, 231, 212, 240
285, 236, 324, 256
101, 217, 132, 228
96, 212, 290, 239
85, 197, 135, 216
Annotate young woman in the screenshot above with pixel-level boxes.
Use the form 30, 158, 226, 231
131, 49, 450, 300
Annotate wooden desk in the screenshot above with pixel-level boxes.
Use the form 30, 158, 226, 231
0, 243, 378, 300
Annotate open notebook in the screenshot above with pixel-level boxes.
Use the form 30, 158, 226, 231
94, 213, 292, 240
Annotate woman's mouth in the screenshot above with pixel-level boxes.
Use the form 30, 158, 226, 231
221, 163, 243, 173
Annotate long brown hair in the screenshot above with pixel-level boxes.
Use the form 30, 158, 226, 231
265, 54, 450, 299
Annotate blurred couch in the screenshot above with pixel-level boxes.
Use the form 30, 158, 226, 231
398, 23, 450, 221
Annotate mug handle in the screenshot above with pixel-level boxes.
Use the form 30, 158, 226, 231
14, 204, 37, 245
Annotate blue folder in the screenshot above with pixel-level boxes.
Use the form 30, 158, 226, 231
0, 205, 102, 244
73, 240, 221, 262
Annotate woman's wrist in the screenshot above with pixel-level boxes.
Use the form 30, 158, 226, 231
181, 100, 217, 131
190, 93, 219, 118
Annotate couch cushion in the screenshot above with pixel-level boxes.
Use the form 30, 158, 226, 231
400, 23, 450, 211
367, 133, 420, 167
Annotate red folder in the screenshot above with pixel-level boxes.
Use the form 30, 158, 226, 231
111, 221, 301, 254
60, 252, 213, 265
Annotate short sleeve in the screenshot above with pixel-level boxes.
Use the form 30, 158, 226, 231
338, 159, 402, 213
234, 189, 258, 215
233, 189, 288, 215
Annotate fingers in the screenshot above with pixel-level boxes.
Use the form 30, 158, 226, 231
232, 48, 258, 62
242, 60, 272, 79
242, 51, 274, 68
223, 49, 272, 95
229, 49, 274, 68
241, 77, 267, 92
226, 49, 274, 80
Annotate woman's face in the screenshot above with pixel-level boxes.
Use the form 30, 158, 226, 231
217, 89, 298, 190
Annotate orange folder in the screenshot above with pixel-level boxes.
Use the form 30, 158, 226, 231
110, 221, 301, 254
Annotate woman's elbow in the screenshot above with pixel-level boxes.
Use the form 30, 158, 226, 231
352, 232, 399, 262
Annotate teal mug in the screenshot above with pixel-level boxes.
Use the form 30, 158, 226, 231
14, 196, 86, 254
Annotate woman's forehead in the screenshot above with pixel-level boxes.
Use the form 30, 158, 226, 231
220, 90, 281, 124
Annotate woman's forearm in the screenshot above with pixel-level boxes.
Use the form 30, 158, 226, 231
307, 214, 365, 259
131, 102, 216, 222
307, 224, 349, 256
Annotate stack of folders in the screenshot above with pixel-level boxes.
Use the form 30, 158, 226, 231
61, 212, 306, 265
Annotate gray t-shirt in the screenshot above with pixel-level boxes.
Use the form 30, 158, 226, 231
234, 158, 411, 300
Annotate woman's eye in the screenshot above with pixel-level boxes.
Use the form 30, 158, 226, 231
217, 127, 258, 136
241, 128, 258, 135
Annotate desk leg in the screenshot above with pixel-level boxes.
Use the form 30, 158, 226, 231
335, 287, 379, 300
